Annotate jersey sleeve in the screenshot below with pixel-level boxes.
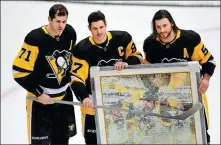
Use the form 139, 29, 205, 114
189, 30, 216, 76
12, 32, 43, 97
124, 32, 143, 65
143, 35, 154, 64
66, 24, 77, 50
70, 42, 90, 102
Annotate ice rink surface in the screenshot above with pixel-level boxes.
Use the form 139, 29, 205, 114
1, 1, 220, 144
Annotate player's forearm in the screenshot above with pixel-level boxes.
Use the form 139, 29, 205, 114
201, 62, 216, 77
71, 81, 89, 102
203, 73, 211, 81
126, 56, 142, 65
12, 64, 43, 96
13, 75, 43, 97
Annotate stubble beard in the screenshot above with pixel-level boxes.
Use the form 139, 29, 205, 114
159, 28, 173, 40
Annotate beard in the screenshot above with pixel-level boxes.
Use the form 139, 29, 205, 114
159, 28, 173, 39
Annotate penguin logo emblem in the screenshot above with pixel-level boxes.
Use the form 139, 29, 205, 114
46, 50, 72, 84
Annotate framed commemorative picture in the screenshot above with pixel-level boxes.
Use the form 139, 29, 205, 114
90, 61, 207, 144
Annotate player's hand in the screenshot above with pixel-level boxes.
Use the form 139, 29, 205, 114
37, 93, 54, 105
198, 74, 210, 94
82, 97, 94, 108
114, 61, 128, 71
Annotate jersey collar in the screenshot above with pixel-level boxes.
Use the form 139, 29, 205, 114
156, 29, 181, 45
89, 32, 112, 49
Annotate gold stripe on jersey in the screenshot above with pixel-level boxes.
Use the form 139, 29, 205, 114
106, 32, 112, 45
143, 52, 151, 64
89, 36, 95, 45
71, 76, 85, 84
81, 112, 86, 135
191, 41, 204, 61
41, 26, 62, 37
169, 29, 181, 44
125, 40, 144, 64
26, 99, 32, 144
134, 54, 145, 64
80, 106, 95, 115
125, 40, 140, 59
88, 32, 112, 48
27, 92, 64, 101
13, 42, 39, 71
26, 94, 66, 144
174, 30, 181, 42
69, 40, 73, 50
200, 52, 212, 64
156, 30, 181, 44
183, 48, 189, 58
42, 26, 49, 34
202, 93, 210, 128
13, 72, 30, 78
171, 29, 181, 43
191, 41, 213, 64
71, 56, 89, 84
209, 60, 216, 65
125, 39, 133, 58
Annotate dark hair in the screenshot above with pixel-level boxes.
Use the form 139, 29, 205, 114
49, 4, 68, 20
88, 10, 106, 26
152, 9, 179, 35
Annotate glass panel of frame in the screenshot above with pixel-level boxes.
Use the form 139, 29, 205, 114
90, 62, 207, 144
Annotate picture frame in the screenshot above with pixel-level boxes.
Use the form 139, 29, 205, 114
90, 61, 207, 144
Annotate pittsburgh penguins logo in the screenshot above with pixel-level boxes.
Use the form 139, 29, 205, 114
97, 58, 122, 66
46, 50, 72, 84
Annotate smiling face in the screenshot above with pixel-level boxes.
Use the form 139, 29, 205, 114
88, 20, 107, 44
155, 18, 173, 40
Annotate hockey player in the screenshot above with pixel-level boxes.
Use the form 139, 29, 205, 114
12, 4, 77, 144
70, 10, 143, 144
143, 9, 216, 144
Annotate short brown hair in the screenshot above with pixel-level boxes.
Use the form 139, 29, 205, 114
49, 4, 68, 20
88, 10, 106, 26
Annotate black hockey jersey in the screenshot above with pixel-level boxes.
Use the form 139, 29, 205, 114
71, 31, 143, 115
143, 29, 216, 128
143, 29, 216, 76
12, 24, 77, 100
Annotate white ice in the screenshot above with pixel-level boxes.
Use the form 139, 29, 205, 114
1, 1, 220, 144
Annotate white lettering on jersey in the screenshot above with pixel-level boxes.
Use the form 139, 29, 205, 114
161, 58, 187, 63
